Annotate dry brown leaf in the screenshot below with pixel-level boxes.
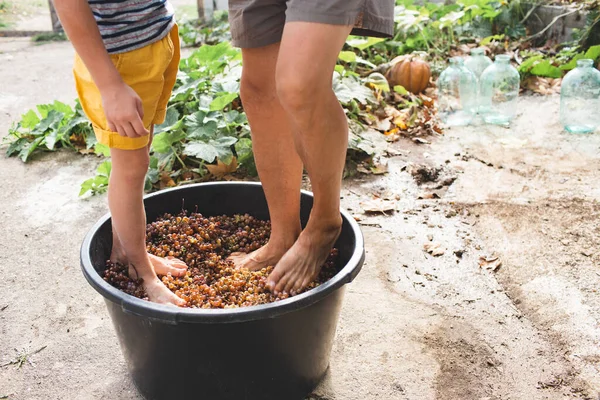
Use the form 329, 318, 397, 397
479, 254, 502, 271
424, 242, 446, 257
360, 198, 396, 214
206, 157, 238, 178
159, 172, 176, 189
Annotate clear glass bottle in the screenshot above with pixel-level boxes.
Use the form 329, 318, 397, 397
437, 57, 478, 126
560, 59, 600, 134
479, 54, 520, 125
465, 48, 493, 81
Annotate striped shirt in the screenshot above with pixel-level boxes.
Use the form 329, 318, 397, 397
88, 0, 175, 54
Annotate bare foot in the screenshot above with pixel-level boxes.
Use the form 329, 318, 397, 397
111, 245, 187, 277
148, 254, 187, 277
143, 276, 186, 306
268, 218, 342, 295
228, 242, 290, 271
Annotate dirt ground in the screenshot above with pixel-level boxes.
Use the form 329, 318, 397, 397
0, 35, 599, 400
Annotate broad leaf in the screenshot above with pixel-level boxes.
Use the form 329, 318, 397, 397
155, 107, 181, 134
97, 160, 112, 177
530, 60, 563, 78
21, 110, 40, 130
346, 36, 386, 50
152, 129, 187, 153
94, 142, 111, 157
209, 93, 238, 111
338, 51, 357, 63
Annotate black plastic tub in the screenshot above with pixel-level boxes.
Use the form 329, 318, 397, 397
80, 182, 365, 400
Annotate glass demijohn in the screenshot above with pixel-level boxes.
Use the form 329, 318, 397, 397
560, 59, 600, 134
437, 57, 478, 126
479, 54, 520, 125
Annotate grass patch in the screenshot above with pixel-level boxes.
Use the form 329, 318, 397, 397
32, 31, 67, 42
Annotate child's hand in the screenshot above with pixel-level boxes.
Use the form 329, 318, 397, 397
100, 82, 150, 137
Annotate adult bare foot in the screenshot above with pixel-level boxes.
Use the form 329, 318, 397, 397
143, 276, 186, 306
126, 255, 186, 306
111, 241, 187, 277
268, 218, 342, 295
148, 254, 187, 277
228, 241, 292, 271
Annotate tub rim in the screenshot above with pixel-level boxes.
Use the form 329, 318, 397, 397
80, 182, 365, 324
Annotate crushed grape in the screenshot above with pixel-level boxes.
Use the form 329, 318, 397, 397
102, 212, 338, 308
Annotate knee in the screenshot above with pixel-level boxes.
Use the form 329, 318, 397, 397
275, 65, 325, 115
275, 73, 313, 114
240, 73, 277, 111
112, 149, 149, 184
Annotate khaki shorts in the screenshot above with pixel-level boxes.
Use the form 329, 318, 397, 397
229, 0, 395, 48
74, 25, 180, 150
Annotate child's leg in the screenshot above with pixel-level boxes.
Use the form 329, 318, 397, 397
109, 128, 188, 277
109, 146, 185, 306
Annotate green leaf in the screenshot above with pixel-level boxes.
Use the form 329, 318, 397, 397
155, 107, 181, 134
79, 175, 109, 197
365, 73, 390, 92
518, 55, 544, 73
183, 136, 237, 163
85, 131, 98, 149
394, 85, 409, 95
480, 34, 504, 46
334, 65, 345, 75
235, 137, 256, 175
209, 93, 238, 111
584, 45, 600, 61
21, 110, 40, 129
152, 129, 187, 153
223, 110, 247, 126
346, 36, 386, 50
19, 136, 44, 162
94, 142, 111, 157
332, 74, 376, 105
50, 101, 75, 118
79, 178, 94, 197
183, 142, 220, 163
530, 60, 563, 78
190, 121, 218, 140
338, 51, 357, 63
5, 138, 28, 157
45, 129, 59, 150
560, 54, 583, 71
34, 110, 64, 135
97, 160, 112, 177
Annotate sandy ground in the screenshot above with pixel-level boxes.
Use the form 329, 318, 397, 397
0, 38, 599, 400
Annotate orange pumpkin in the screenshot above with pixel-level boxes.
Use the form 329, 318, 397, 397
386, 55, 431, 94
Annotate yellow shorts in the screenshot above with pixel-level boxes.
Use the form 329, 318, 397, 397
73, 25, 180, 150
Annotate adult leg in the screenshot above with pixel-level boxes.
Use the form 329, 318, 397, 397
109, 145, 185, 305
228, 42, 304, 270
268, 22, 352, 294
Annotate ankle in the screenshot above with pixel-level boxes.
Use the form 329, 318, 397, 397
305, 214, 342, 234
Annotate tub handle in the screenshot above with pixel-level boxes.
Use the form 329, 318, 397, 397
344, 250, 366, 284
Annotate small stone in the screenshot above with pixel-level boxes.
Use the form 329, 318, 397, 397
427, 234, 434, 241
445, 209, 458, 218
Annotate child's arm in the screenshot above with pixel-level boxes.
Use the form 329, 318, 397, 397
53, 0, 149, 138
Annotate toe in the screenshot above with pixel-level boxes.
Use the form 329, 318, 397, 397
284, 269, 300, 295
161, 265, 187, 277
269, 267, 288, 294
